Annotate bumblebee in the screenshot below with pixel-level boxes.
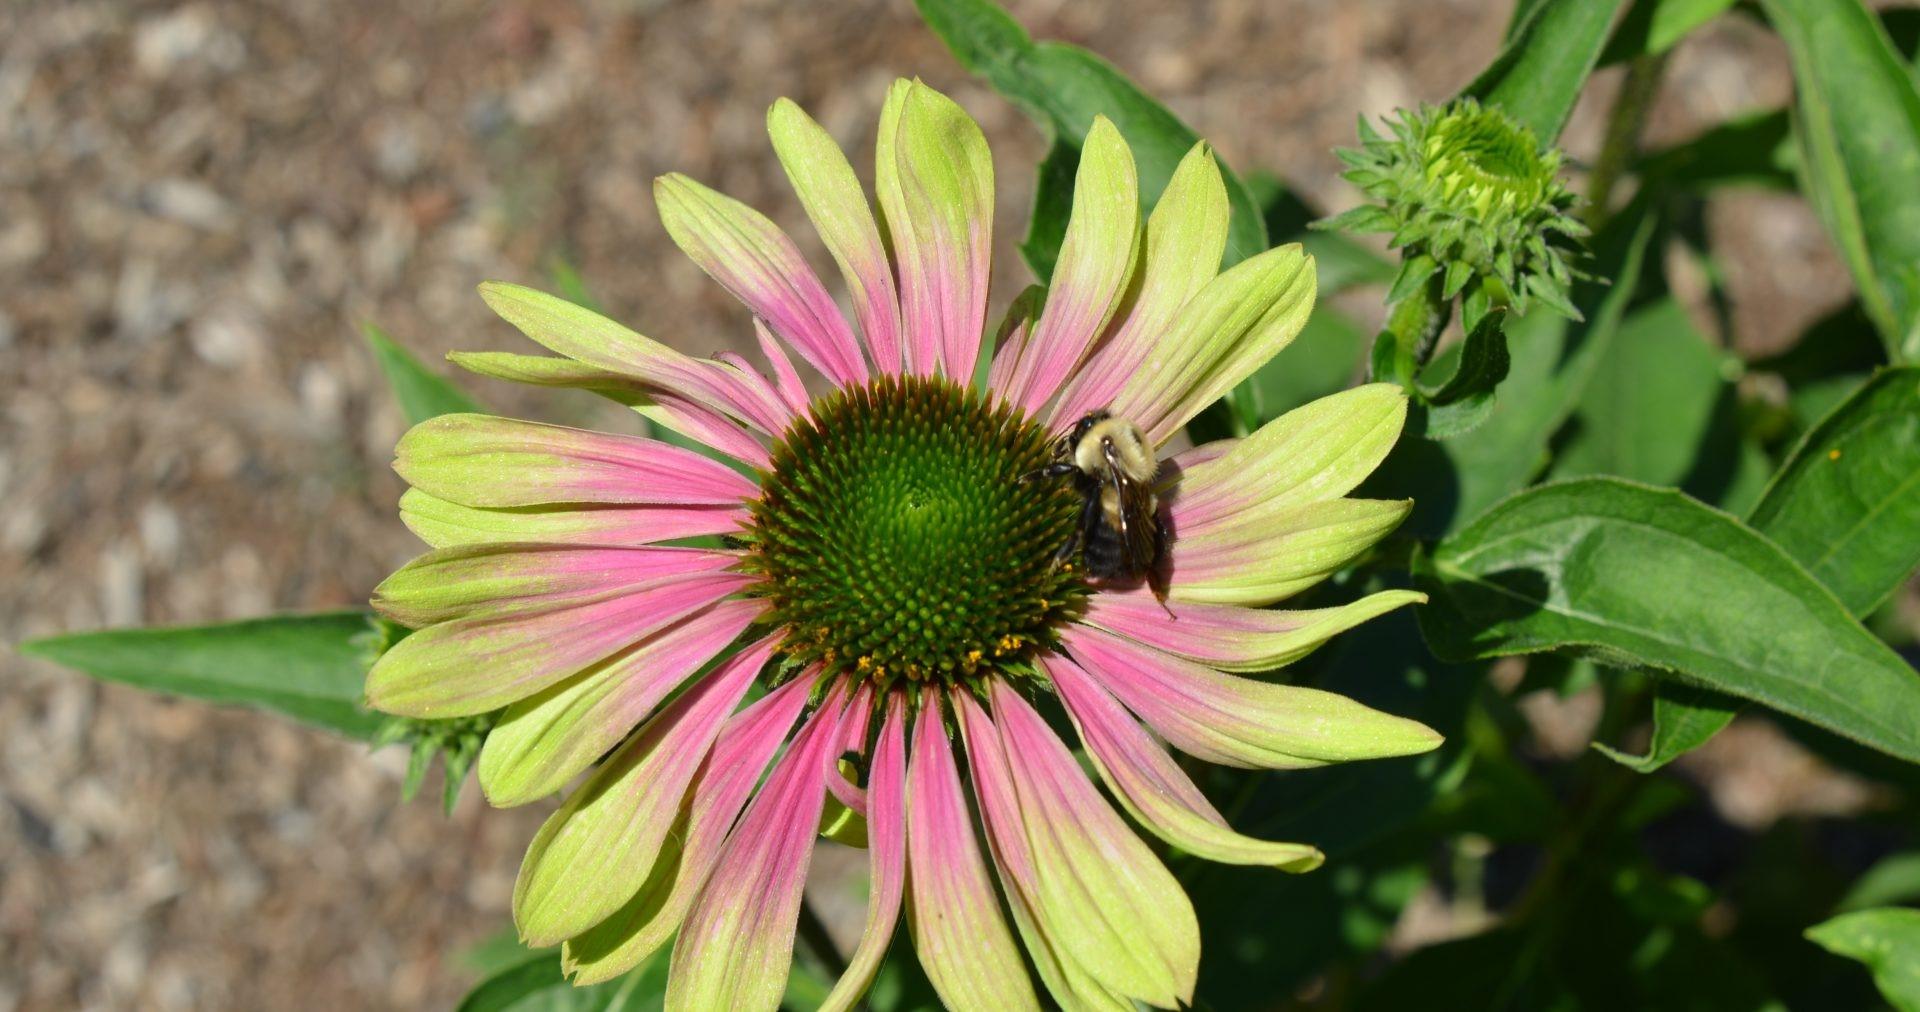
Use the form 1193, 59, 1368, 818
1024, 410, 1167, 594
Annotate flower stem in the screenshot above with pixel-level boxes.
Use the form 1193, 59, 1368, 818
1585, 51, 1670, 230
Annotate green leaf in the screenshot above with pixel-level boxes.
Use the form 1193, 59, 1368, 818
1806, 908, 1920, 1012
1763, 0, 1920, 361
364, 324, 484, 426
1637, 108, 1795, 191
1839, 852, 1920, 913
456, 947, 668, 1012
20, 612, 387, 739
1592, 683, 1739, 772
1415, 309, 1512, 439
1749, 366, 1920, 614
1548, 299, 1734, 486
1462, 0, 1630, 141
1601, 367, 1920, 771
916, 0, 1267, 271
1415, 477, 1920, 765
1600, 0, 1740, 64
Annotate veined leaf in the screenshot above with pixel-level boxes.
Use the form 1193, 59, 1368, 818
916, 0, 1267, 272
1605, 366, 1920, 770
1749, 366, 1920, 613
1764, 0, 1920, 361
1415, 478, 1920, 765
364, 324, 484, 425
20, 612, 388, 739
1463, 0, 1629, 141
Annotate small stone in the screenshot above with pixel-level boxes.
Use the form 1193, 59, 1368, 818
134, 5, 245, 79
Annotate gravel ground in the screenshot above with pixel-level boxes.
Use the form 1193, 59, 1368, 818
0, 1, 1853, 1009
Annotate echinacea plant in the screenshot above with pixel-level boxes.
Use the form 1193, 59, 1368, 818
363, 79, 1439, 1010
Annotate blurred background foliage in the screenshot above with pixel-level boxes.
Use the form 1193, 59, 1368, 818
8, 0, 1920, 1009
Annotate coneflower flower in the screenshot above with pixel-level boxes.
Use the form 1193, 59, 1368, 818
366, 77, 1440, 1012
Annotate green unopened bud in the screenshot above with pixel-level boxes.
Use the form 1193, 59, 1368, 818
1320, 99, 1586, 321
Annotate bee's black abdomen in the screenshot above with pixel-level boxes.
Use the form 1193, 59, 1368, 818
1082, 516, 1131, 580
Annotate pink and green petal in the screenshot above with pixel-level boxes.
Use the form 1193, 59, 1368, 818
1084, 588, 1427, 672
904, 694, 1042, 1012
372, 543, 737, 628
768, 98, 904, 374
478, 598, 766, 806
395, 414, 758, 509
988, 681, 1199, 1007
990, 117, 1140, 415
398, 489, 747, 550
511, 632, 779, 945
1046, 654, 1324, 872
876, 79, 994, 380
1051, 142, 1230, 429
364, 570, 756, 719
953, 690, 1151, 1011
655, 173, 868, 387
666, 683, 850, 1012
448, 350, 776, 469
477, 282, 792, 433
1063, 625, 1443, 769
819, 692, 907, 1012
561, 675, 815, 984
1106, 243, 1316, 445
1168, 496, 1413, 606
1173, 384, 1408, 530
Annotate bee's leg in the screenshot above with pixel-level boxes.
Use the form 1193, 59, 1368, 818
1149, 517, 1175, 619
1052, 494, 1100, 569
1020, 462, 1078, 483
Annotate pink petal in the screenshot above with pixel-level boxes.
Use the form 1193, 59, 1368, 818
641, 388, 775, 470
906, 693, 1042, 1011
656, 173, 869, 388
754, 319, 814, 417
819, 691, 907, 1012
399, 490, 747, 550
364, 570, 756, 719
667, 681, 850, 1012
395, 414, 759, 509
477, 597, 766, 806
559, 673, 816, 984
824, 683, 873, 817
1063, 624, 1442, 768
372, 543, 737, 628
1046, 653, 1323, 871
511, 632, 779, 944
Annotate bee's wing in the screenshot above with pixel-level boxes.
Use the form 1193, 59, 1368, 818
1103, 441, 1161, 574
